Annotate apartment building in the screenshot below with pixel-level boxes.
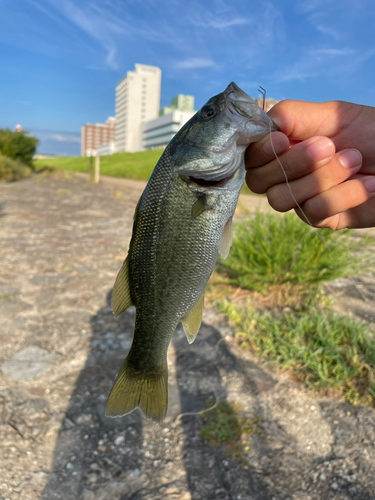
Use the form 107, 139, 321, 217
142, 110, 195, 150
115, 64, 161, 153
81, 117, 116, 156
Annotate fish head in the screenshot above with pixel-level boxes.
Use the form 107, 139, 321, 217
170, 82, 278, 189
224, 81, 279, 144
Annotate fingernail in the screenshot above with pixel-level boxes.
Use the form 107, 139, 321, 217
338, 149, 362, 170
263, 134, 286, 157
306, 138, 334, 162
365, 176, 375, 193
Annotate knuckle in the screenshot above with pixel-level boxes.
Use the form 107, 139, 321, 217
267, 185, 293, 212
245, 171, 268, 194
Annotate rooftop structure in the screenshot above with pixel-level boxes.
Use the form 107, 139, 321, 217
159, 94, 194, 116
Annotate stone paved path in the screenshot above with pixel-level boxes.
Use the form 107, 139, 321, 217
1, 172, 375, 500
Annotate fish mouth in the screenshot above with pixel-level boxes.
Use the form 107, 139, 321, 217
224, 82, 253, 116
224, 81, 279, 133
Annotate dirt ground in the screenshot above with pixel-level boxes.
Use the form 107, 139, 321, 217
1, 172, 375, 500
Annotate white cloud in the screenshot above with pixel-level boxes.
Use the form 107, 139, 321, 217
192, 16, 250, 30
274, 45, 358, 83
32, 130, 81, 143
40, 0, 126, 70
48, 134, 80, 143
173, 58, 218, 70
310, 48, 355, 57
315, 24, 341, 40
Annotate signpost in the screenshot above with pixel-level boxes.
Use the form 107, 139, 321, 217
94, 155, 100, 184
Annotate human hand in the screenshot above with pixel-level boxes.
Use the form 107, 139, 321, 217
245, 100, 375, 229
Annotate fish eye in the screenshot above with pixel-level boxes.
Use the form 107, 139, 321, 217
200, 105, 217, 120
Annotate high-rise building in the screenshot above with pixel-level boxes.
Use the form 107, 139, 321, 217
159, 94, 194, 116
81, 117, 116, 156
115, 64, 161, 153
170, 94, 194, 112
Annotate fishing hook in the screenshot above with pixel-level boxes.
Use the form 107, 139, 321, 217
258, 86, 266, 110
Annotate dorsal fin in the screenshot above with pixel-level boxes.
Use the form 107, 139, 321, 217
111, 256, 134, 317
218, 217, 233, 259
181, 293, 204, 344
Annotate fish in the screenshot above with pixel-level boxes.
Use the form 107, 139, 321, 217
106, 82, 278, 421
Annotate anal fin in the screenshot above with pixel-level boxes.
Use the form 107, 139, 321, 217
218, 217, 233, 259
111, 256, 134, 317
181, 293, 204, 344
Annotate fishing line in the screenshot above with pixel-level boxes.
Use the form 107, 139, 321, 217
266, 114, 375, 313
174, 338, 226, 422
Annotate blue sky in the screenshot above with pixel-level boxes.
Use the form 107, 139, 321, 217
1, 0, 374, 155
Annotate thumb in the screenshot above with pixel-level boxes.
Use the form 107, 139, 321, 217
268, 100, 345, 141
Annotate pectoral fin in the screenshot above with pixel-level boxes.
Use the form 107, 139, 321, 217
218, 217, 233, 260
181, 293, 204, 344
111, 256, 134, 317
191, 194, 212, 219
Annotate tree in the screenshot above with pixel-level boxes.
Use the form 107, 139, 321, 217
0, 128, 39, 168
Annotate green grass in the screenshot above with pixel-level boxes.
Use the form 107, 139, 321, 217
35, 149, 164, 181
220, 301, 375, 406
35, 151, 257, 194
218, 210, 373, 304
200, 401, 260, 459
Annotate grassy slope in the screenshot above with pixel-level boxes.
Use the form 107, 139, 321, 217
34, 149, 251, 194
35, 149, 164, 181
35, 150, 253, 193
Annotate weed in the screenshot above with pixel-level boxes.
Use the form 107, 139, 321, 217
218, 210, 373, 305
0, 154, 31, 181
200, 401, 260, 461
0, 294, 13, 300
220, 301, 375, 406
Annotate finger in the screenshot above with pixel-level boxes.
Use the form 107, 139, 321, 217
295, 175, 375, 229
245, 131, 290, 169
267, 100, 347, 140
267, 149, 362, 212
246, 136, 336, 194
327, 197, 375, 229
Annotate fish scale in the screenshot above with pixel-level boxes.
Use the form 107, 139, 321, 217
106, 82, 278, 421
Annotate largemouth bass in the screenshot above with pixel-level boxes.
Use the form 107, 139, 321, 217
106, 82, 278, 421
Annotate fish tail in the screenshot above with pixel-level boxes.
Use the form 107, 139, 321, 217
105, 359, 168, 422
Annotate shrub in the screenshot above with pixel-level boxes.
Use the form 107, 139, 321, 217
0, 128, 38, 168
0, 154, 31, 181
219, 210, 373, 304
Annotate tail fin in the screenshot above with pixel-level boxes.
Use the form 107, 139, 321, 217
105, 359, 168, 422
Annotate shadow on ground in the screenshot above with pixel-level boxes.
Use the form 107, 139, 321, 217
41, 289, 375, 500
40, 290, 272, 499
41, 292, 143, 500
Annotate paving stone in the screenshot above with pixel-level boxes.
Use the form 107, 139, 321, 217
1, 345, 60, 380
